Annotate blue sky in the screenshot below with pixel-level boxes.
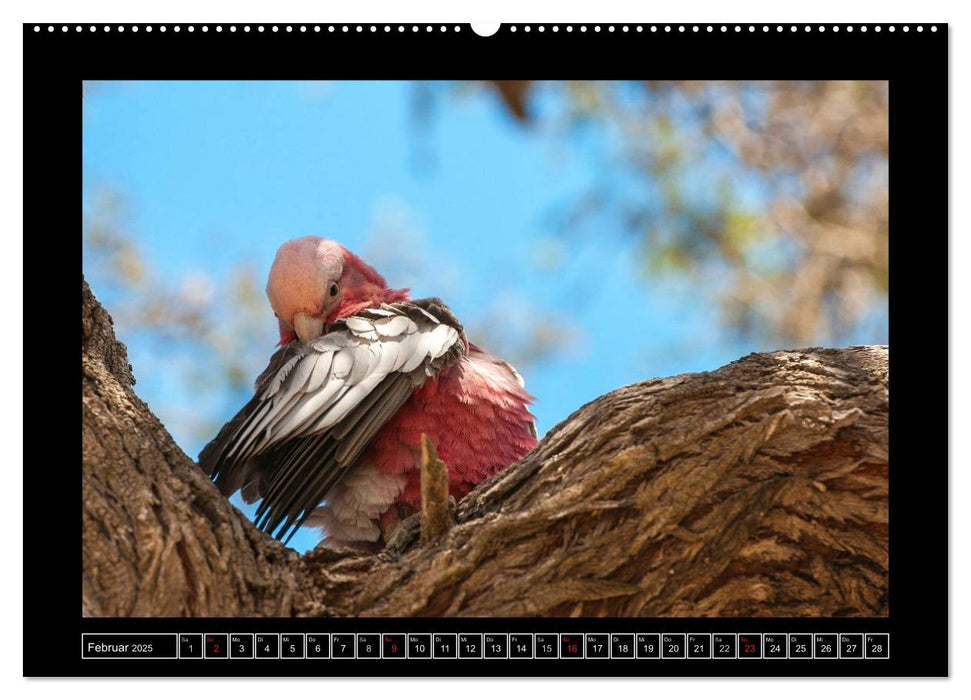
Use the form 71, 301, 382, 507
82, 81, 886, 552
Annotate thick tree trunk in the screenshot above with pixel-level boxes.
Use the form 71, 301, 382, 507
82, 280, 888, 618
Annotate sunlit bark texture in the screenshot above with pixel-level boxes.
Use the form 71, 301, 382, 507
83, 280, 888, 618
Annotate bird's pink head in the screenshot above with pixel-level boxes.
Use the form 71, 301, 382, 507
266, 236, 410, 345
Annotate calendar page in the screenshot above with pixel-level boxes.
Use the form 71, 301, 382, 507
23, 20, 946, 678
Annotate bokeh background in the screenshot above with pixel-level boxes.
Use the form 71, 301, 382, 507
82, 80, 889, 552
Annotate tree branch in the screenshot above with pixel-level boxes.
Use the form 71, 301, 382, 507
82, 279, 888, 617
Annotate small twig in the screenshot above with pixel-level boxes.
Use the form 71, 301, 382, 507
420, 434, 451, 544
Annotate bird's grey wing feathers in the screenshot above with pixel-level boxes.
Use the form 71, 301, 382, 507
198, 299, 464, 543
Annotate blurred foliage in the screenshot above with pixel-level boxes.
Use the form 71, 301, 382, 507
464, 299, 583, 371
482, 80, 889, 346
84, 189, 270, 444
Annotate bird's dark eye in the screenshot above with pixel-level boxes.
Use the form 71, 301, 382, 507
329, 283, 340, 297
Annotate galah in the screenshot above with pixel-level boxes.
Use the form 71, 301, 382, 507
199, 236, 537, 546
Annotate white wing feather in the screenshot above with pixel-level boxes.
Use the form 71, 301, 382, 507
226, 307, 461, 456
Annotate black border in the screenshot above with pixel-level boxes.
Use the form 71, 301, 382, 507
25, 22, 948, 677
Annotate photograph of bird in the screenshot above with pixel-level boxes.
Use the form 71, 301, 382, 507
199, 236, 537, 547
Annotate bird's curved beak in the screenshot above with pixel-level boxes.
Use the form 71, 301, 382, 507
293, 312, 325, 344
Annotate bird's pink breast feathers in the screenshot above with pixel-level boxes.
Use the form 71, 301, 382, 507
364, 349, 537, 507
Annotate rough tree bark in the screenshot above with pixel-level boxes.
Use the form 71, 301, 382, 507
82, 280, 888, 618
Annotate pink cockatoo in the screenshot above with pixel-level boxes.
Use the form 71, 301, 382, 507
199, 236, 537, 546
